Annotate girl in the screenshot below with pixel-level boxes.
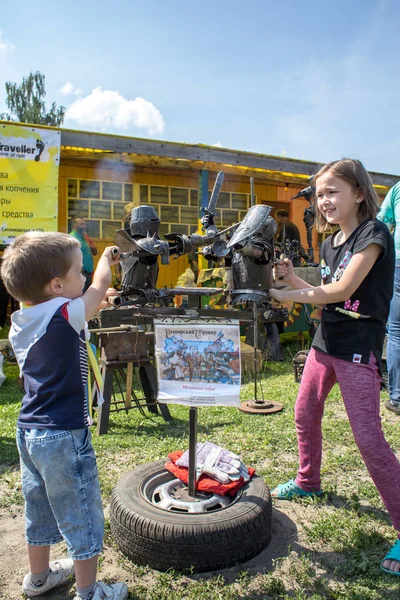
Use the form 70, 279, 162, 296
270, 158, 400, 576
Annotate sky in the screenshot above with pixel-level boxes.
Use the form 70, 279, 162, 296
1, 0, 400, 176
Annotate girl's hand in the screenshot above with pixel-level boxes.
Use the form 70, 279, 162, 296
273, 255, 294, 284
269, 288, 289, 303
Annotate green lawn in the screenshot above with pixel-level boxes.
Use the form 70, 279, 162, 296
1, 336, 399, 599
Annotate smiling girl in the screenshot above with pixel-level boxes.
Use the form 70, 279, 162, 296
269, 158, 400, 576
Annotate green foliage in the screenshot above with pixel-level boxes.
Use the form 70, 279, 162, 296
0, 71, 65, 126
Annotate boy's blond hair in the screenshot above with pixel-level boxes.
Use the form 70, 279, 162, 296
1, 232, 81, 304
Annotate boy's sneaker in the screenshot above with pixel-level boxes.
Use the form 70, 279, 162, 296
22, 558, 75, 597
74, 581, 128, 600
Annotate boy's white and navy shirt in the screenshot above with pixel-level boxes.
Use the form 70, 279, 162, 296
10, 297, 91, 429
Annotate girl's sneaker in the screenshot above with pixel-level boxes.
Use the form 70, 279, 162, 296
22, 558, 75, 597
74, 581, 129, 600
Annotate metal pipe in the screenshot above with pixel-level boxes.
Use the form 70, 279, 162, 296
188, 407, 198, 498
250, 177, 255, 207
253, 301, 259, 402
88, 325, 142, 334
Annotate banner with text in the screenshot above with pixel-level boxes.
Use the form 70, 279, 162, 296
0, 123, 61, 244
155, 319, 241, 407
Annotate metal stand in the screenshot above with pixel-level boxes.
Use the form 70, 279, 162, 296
239, 301, 283, 415
93, 327, 172, 434
188, 407, 198, 498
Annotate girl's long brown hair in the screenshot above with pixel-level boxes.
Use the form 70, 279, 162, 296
314, 158, 380, 232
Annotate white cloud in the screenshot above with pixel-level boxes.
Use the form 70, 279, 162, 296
0, 30, 15, 54
212, 141, 223, 147
65, 87, 164, 135
59, 82, 82, 96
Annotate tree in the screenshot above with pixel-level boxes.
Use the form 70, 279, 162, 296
0, 71, 65, 127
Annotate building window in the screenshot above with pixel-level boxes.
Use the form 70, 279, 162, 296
190, 190, 198, 207
79, 180, 100, 199
68, 178, 124, 238
231, 193, 248, 210
150, 186, 169, 204
171, 188, 189, 206
67, 179, 254, 239
102, 182, 122, 201
68, 179, 78, 198
124, 184, 133, 202
140, 185, 149, 203
145, 184, 253, 234
180, 206, 198, 224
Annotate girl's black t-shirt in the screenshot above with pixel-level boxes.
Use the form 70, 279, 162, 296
312, 219, 394, 369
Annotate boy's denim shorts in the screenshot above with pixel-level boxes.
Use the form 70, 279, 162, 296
17, 427, 104, 560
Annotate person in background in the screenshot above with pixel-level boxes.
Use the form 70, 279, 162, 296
70, 218, 98, 293
377, 182, 400, 416
1, 232, 127, 600
275, 209, 301, 244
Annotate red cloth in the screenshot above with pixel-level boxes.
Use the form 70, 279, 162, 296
165, 450, 255, 496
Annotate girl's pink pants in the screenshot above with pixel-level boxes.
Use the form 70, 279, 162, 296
295, 347, 400, 537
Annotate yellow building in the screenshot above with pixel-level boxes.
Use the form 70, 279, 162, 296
8, 123, 400, 288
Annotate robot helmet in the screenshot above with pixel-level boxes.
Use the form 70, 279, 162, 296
227, 204, 277, 248
130, 205, 160, 237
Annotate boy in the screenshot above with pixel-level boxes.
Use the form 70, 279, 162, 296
1, 232, 128, 600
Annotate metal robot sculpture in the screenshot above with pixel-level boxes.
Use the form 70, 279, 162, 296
225, 204, 277, 306
120, 205, 164, 292
113, 172, 230, 305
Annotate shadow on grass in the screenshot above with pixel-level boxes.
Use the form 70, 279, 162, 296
94, 414, 239, 441
187, 512, 396, 598
325, 492, 393, 527
164, 508, 299, 586
0, 435, 19, 465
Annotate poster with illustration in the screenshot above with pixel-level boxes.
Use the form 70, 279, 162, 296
154, 319, 241, 407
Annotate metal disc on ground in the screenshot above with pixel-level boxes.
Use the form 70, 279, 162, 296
239, 400, 284, 414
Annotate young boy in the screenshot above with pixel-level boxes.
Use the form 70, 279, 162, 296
1, 232, 128, 600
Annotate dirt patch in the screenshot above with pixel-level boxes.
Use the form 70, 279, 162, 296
0, 486, 327, 600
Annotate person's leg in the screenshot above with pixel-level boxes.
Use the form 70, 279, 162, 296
294, 348, 337, 491
17, 429, 74, 597
335, 354, 400, 574
31, 428, 128, 599
272, 348, 337, 498
26, 545, 50, 574
386, 260, 400, 412
74, 556, 98, 599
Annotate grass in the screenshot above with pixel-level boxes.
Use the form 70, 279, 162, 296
1, 334, 399, 599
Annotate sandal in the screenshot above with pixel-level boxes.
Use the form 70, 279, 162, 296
271, 478, 323, 500
380, 539, 400, 576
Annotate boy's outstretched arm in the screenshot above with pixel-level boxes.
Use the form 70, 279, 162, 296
82, 246, 120, 321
